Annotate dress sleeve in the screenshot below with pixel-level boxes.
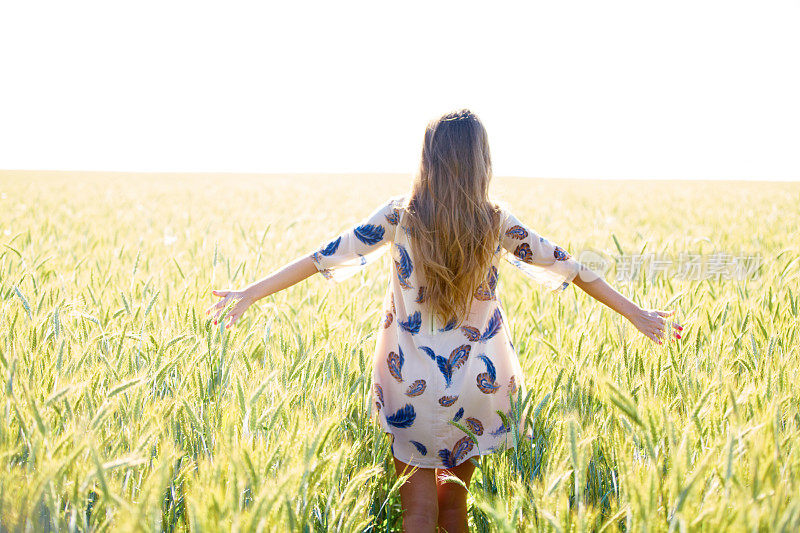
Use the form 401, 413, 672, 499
309, 196, 402, 283
499, 207, 581, 292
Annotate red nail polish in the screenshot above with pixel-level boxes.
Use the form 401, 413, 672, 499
676, 334, 681, 339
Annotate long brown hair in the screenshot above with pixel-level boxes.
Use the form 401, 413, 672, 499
402, 108, 503, 328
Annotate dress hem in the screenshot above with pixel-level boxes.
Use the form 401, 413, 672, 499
377, 424, 524, 469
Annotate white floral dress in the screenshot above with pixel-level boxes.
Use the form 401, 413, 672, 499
310, 194, 581, 468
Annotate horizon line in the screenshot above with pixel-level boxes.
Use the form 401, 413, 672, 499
1, 168, 798, 183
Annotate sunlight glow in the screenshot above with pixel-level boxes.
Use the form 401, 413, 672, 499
1, 0, 798, 179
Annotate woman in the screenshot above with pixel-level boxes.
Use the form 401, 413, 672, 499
206, 109, 681, 532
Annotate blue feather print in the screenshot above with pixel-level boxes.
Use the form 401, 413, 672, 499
438, 449, 453, 468
374, 384, 384, 408
448, 344, 471, 370
453, 407, 464, 422
472, 266, 499, 301
354, 223, 385, 245
490, 410, 513, 436
410, 440, 427, 455
438, 395, 458, 407
477, 355, 497, 381
461, 326, 481, 342
476, 354, 500, 394
514, 243, 533, 263
439, 436, 475, 468
477, 375, 500, 393
465, 417, 484, 436
420, 346, 436, 360
508, 375, 518, 396
399, 311, 421, 334
385, 208, 400, 225
415, 285, 426, 303
487, 266, 499, 292
396, 267, 413, 290
480, 308, 503, 341
386, 404, 416, 428
490, 424, 511, 436
405, 379, 426, 397
425, 344, 471, 388
452, 436, 474, 463
474, 279, 494, 301
436, 357, 453, 387
553, 246, 570, 261
505, 225, 528, 239
320, 236, 341, 256
395, 244, 413, 279
439, 317, 457, 332
387, 346, 404, 382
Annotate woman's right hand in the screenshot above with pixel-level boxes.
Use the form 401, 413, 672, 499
205, 289, 254, 329
627, 308, 682, 344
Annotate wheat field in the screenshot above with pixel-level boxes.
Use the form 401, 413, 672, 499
1, 170, 798, 532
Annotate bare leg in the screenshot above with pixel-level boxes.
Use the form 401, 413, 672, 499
435, 459, 476, 533
393, 457, 438, 532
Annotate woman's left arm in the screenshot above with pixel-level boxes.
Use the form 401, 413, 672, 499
570, 264, 682, 344
206, 254, 319, 328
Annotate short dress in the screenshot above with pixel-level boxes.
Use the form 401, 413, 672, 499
310, 193, 581, 469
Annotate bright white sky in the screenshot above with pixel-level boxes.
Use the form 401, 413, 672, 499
1, 0, 798, 180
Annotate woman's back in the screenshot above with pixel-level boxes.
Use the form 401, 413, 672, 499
310, 193, 581, 468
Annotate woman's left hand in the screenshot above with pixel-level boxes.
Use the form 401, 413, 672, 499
205, 289, 254, 329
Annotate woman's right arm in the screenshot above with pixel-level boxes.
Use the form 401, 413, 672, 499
570, 266, 681, 344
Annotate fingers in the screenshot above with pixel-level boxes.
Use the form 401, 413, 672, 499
205, 290, 228, 315
653, 311, 682, 342
205, 300, 225, 315
205, 289, 239, 318
213, 311, 233, 327
655, 325, 665, 341
669, 320, 683, 340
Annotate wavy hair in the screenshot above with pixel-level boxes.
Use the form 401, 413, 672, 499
402, 109, 503, 328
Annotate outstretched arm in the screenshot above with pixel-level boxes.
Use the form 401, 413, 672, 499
570, 264, 682, 344
206, 254, 318, 328
205, 195, 401, 329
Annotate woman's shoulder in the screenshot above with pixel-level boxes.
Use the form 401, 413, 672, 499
385, 193, 412, 219
491, 196, 512, 217
390, 192, 410, 206
486, 197, 513, 234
